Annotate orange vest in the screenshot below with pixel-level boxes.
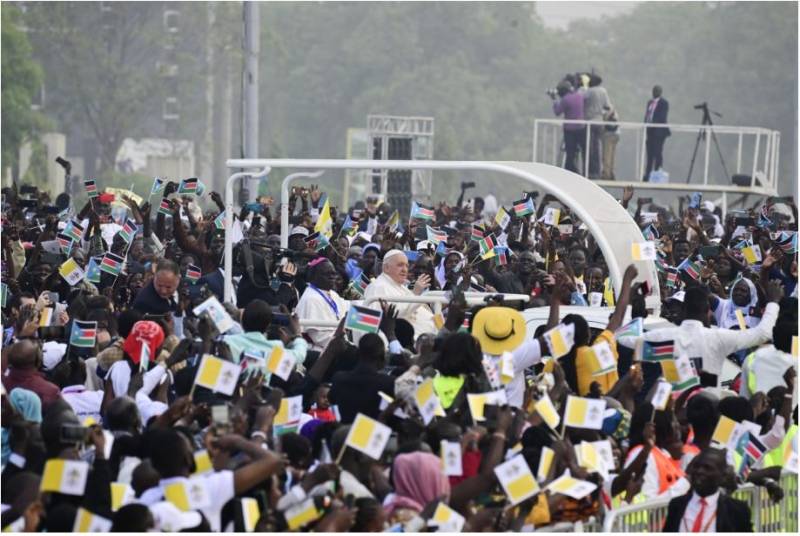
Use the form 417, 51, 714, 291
651, 447, 685, 494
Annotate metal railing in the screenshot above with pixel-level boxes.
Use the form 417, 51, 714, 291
533, 118, 780, 197
601, 472, 797, 532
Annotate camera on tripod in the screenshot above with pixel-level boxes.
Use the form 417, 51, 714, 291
461, 181, 475, 190
545, 88, 558, 99
693, 102, 708, 110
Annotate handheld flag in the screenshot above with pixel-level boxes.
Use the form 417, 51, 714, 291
41, 459, 90, 495
304, 231, 329, 252
344, 413, 392, 460
410, 201, 435, 221
615, 317, 643, 339
712, 415, 741, 449
546, 472, 598, 500
494, 246, 509, 266
641, 340, 674, 362
84, 179, 99, 199
86, 257, 102, 284
56, 232, 75, 254
426, 225, 448, 245
494, 454, 539, 505
274, 395, 304, 426
537, 446, 555, 482
466, 390, 507, 422
440, 440, 463, 477
543, 323, 575, 358
163, 478, 211, 511
59, 258, 86, 286
660, 355, 700, 391
194, 354, 241, 396
563, 395, 606, 430
177, 177, 198, 194
741, 243, 762, 265
267, 345, 295, 381
64, 220, 85, 243
534, 393, 561, 431
340, 214, 356, 236
471, 223, 485, 241
678, 257, 702, 280
314, 197, 333, 238
414, 378, 444, 425
284, 498, 322, 530
631, 241, 657, 261
348, 273, 370, 297
70, 320, 98, 348
118, 218, 138, 243
495, 207, 511, 229
185, 264, 202, 284
650, 379, 673, 411
110, 482, 135, 512
478, 234, 496, 256
73, 508, 112, 532
157, 199, 173, 216
240, 497, 260, 532
543, 207, 560, 226
100, 252, 125, 277
345, 305, 382, 334
151, 176, 165, 195
429, 502, 466, 532
513, 197, 535, 218
590, 340, 617, 376
214, 211, 226, 230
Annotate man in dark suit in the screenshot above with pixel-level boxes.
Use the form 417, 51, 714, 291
663, 448, 752, 532
643, 85, 671, 181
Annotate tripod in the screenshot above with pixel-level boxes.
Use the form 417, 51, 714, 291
686, 102, 730, 184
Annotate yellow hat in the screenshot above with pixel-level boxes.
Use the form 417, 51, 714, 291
471, 306, 526, 355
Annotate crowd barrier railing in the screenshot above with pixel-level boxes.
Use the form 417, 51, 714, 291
600, 472, 797, 532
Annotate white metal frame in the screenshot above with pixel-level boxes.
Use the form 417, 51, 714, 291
533, 117, 781, 198
223, 159, 662, 313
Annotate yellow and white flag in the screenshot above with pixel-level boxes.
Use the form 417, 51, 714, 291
415, 378, 444, 425
711, 415, 743, 449
314, 198, 333, 238
741, 244, 762, 265
440, 440, 463, 477
59, 258, 86, 286
563, 395, 606, 430
631, 241, 657, 261
345, 413, 392, 460
163, 478, 211, 512
193, 450, 213, 475
494, 454, 540, 505
38, 307, 54, 327
495, 207, 511, 229
266, 345, 295, 381
284, 497, 321, 530
72, 508, 112, 532
275, 395, 303, 426
792, 336, 798, 357
537, 446, 555, 483
428, 502, 466, 532
500, 352, 515, 384
591, 439, 615, 477
433, 312, 445, 330
590, 340, 617, 376
194, 354, 241, 396
110, 482, 135, 512
40, 459, 89, 496
543, 323, 575, 358
650, 380, 673, 411
534, 393, 561, 431
735, 309, 747, 330
546, 471, 597, 500
241, 497, 260, 532
467, 389, 507, 422
575, 441, 602, 474
543, 207, 560, 226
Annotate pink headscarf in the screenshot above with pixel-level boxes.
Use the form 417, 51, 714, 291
385, 452, 451, 515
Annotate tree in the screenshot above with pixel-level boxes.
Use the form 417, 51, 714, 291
22, 2, 171, 175
1, 5, 47, 176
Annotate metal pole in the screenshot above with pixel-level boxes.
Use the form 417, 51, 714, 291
584, 123, 590, 177
224, 165, 271, 303
242, 1, 260, 202
752, 132, 761, 185
532, 120, 538, 163
640, 126, 647, 181
703, 126, 711, 185
736, 132, 743, 173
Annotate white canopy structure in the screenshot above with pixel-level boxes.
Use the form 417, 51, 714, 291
222, 159, 661, 313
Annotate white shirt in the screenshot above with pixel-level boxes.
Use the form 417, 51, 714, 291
739, 345, 796, 399
135, 364, 170, 426
61, 385, 103, 424
484, 339, 544, 408
108, 360, 133, 398
139, 471, 235, 532
363, 273, 436, 338
681, 491, 719, 532
295, 285, 350, 352
618, 302, 779, 381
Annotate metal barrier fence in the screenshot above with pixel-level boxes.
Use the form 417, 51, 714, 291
601, 472, 797, 532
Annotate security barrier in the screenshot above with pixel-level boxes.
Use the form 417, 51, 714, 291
601, 472, 798, 532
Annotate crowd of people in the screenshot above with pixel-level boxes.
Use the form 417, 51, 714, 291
0, 173, 797, 532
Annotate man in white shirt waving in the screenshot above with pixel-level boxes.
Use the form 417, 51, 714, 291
363, 249, 436, 339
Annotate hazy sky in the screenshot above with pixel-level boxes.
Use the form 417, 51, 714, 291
536, 1, 639, 28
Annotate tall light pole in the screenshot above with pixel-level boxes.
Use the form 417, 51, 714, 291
242, 1, 260, 202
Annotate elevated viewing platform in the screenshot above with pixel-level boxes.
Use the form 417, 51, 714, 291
533, 118, 781, 209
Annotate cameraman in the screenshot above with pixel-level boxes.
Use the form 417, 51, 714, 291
551, 79, 585, 174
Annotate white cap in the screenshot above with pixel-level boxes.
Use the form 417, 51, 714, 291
290, 226, 309, 237
150, 501, 203, 532
42, 341, 67, 370
667, 291, 686, 302
383, 249, 405, 263
416, 240, 432, 251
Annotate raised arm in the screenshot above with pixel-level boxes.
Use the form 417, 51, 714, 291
606, 264, 638, 333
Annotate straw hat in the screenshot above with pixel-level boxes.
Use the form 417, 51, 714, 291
471, 306, 526, 355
